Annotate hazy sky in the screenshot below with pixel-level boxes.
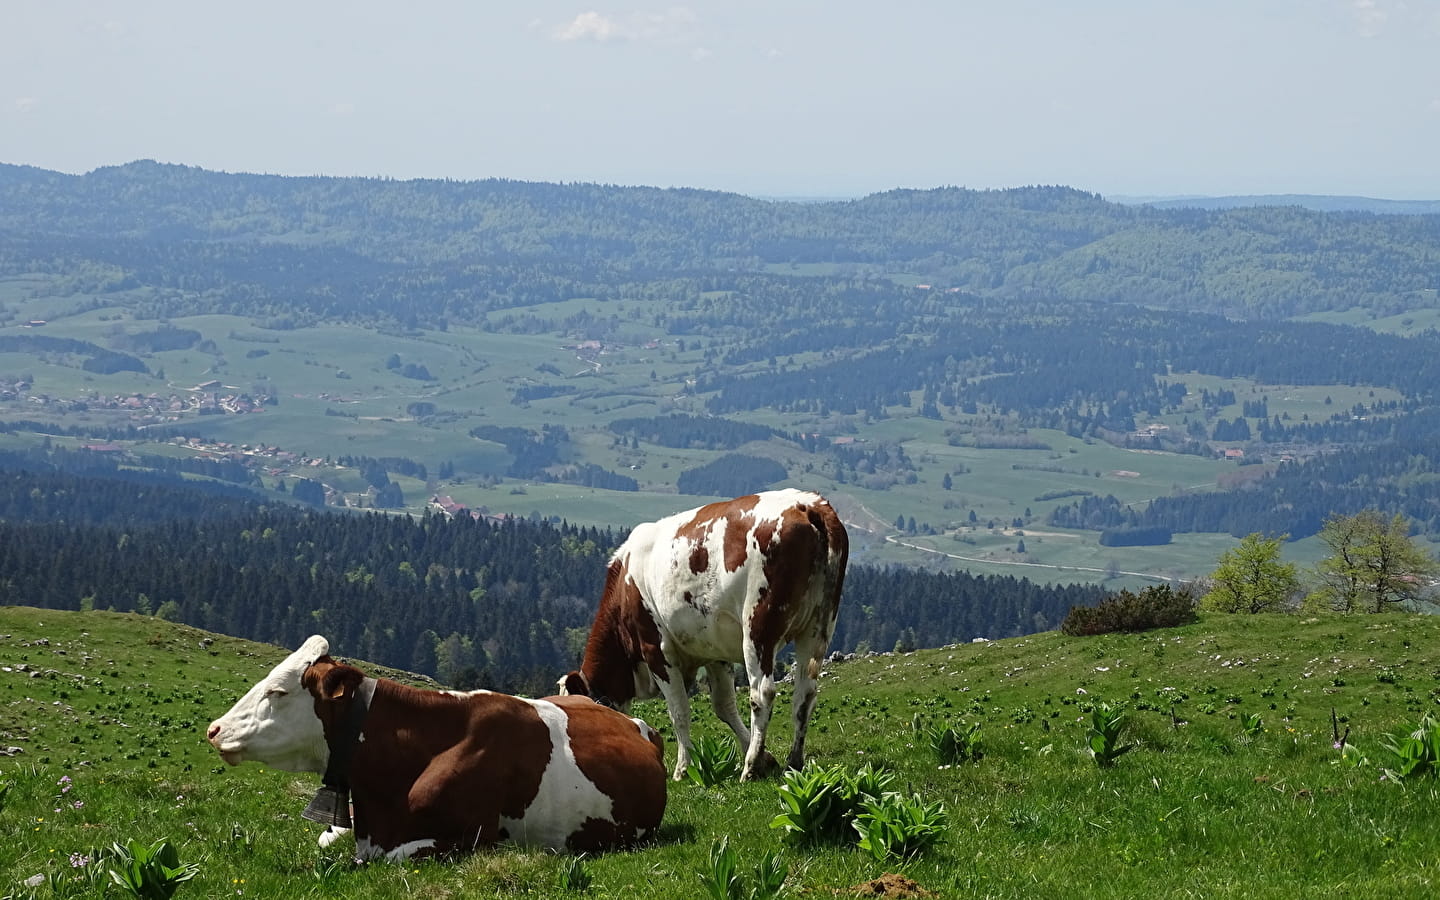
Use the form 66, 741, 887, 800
4, 1, 1439, 199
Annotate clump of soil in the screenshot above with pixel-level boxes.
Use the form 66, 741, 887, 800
845, 873, 938, 898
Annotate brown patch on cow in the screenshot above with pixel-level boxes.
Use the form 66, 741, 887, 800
560, 671, 590, 697
550, 695, 666, 850
722, 507, 756, 573
569, 816, 628, 851
577, 560, 671, 707
340, 682, 553, 856
688, 543, 709, 574
672, 495, 764, 574
749, 506, 824, 673
752, 518, 778, 556
302, 657, 368, 736
845, 873, 938, 898
628, 583, 670, 684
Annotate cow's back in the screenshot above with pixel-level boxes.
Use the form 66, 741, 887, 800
622, 489, 844, 665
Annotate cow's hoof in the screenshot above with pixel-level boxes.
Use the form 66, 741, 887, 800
740, 750, 780, 781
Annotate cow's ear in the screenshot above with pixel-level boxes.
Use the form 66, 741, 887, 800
312, 663, 363, 702
561, 671, 590, 697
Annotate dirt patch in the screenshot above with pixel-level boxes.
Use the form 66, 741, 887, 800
845, 873, 938, 898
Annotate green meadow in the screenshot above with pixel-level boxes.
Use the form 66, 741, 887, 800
0, 281, 1410, 582
3, 606, 1439, 898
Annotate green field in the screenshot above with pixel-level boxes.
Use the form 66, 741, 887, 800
0, 280, 1407, 582
4, 606, 1440, 898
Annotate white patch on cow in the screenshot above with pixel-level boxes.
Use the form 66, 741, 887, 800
630, 717, 657, 740
440, 689, 493, 698
498, 699, 614, 848
355, 835, 436, 862
207, 635, 331, 773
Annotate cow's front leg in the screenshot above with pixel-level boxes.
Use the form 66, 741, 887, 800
706, 661, 751, 748
653, 663, 695, 781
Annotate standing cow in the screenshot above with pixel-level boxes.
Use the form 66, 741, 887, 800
207, 636, 667, 860
561, 489, 847, 782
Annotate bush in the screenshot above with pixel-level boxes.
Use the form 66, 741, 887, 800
687, 734, 742, 787
698, 837, 788, 900
769, 762, 894, 845
927, 721, 983, 765
1379, 713, 1440, 782
853, 792, 949, 861
1061, 584, 1198, 636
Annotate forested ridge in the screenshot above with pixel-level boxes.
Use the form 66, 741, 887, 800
0, 460, 1101, 692
3, 161, 1438, 319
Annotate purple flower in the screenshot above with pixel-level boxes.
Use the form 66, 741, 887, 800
72, 800, 84, 810
69, 853, 91, 868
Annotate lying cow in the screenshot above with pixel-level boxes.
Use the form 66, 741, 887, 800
207, 635, 667, 860
561, 489, 847, 782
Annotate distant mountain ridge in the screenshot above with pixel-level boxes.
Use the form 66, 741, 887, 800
1111, 194, 1440, 215
2, 160, 1439, 320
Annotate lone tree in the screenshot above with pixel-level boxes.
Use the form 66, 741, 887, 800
1200, 532, 1299, 613
1308, 510, 1438, 613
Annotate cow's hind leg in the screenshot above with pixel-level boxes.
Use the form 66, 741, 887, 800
739, 642, 780, 782
786, 632, 827, 771
654, 662, 697, 781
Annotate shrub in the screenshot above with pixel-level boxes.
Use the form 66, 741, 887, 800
106, 838, 198, 899
1378, 713, 1440, 783
557, 855, 593, 893
853, 792, 949, 861
769, 762, 895, 845
687, 734, 743, 787
698, 837, 787, 900
1087, 702, 1137, 768
927, 721, 983, 765
770, 764, 850, 844
1061, 584, 1198, 636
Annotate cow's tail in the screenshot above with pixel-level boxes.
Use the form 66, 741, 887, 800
803, 500, 849, 661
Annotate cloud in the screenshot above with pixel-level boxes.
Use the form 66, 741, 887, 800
554, 11, 624, 42
14, 97, 39, 113
1350, 0, 1391, 37
552, 7, 699, 44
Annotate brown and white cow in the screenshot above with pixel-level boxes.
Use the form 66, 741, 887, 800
560, 489, 847, 782
207, 636, 667, 860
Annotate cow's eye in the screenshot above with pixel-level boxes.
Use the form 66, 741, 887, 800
264, 687, 288, 698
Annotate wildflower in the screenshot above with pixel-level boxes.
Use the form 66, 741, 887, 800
72, 800, 84, 809
69, 853, 91, 868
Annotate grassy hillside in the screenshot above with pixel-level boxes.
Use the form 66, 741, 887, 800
3, 606, 1439, 898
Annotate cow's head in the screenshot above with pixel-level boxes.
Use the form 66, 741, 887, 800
557, 664, 659, 711
206, 635, 332, 773
557, 670, 591, 698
